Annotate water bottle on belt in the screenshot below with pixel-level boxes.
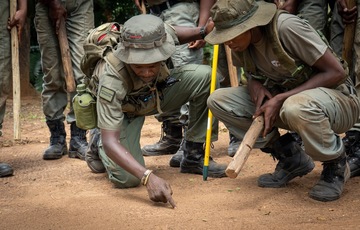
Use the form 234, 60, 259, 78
73, 83, 97, 130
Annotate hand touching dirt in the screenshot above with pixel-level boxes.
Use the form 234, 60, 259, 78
146, 173, 176, 208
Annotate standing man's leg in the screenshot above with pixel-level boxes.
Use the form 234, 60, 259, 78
35, 0, 93, 160
35, 2, 69, 160
161, 64, 226, 178
344, 0, 360, 177
0, 0, 13, 177
65, 0, 94, 159
142, 2, 203, 158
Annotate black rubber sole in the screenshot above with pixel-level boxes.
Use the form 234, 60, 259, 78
258, 161, 315, 188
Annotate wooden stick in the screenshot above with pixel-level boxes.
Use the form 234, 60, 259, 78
140, 0, 147, 14
342, 0, 357, 69
224, 45, 239, 87
225, 115, 264, 178
278, 0, 285, 8
10, 0, 21, 139
58, 18, 76, 93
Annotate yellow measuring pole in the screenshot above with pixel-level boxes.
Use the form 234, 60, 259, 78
203, 44, 219, 180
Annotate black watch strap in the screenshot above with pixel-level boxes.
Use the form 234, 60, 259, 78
199, 26, 206, 39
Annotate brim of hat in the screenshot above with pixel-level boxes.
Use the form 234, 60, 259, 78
205, 2, 277, 45
115, 37, 175, 64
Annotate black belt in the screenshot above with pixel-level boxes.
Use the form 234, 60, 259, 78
149, 0, 193, 15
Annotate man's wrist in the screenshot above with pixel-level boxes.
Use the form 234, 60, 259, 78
199, 26, 206, 39
141, 169, 153, 186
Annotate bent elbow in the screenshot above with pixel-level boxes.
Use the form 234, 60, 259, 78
335, 67, 347, 85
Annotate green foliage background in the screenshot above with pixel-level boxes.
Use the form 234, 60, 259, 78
29, 0, 140, 90
29, 0, 216, 90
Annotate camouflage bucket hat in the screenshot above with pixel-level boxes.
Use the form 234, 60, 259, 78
205, 0, 277, 44
115, 14, 175, 64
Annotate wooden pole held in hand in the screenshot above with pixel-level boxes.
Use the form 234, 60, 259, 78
10, 0, 21, 139
225, 45, 239, 87
342, 0, 357, 69
58, 18, 76, 93
140, 0, 147, 14
225, 115, 264, 178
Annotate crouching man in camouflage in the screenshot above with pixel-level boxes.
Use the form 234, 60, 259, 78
205, 0, 360, 202
84, 14, 227, 207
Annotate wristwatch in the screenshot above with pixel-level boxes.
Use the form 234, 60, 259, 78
199, 26, 206, 39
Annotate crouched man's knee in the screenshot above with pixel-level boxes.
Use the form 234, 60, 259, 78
109, 172, 141, 189
280, 96, 305, 122
99, 146, 141, 188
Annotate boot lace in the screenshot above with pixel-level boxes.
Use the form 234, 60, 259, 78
229, 134, 240, 144
343, 131, 360, 157
321, 162, 338, 183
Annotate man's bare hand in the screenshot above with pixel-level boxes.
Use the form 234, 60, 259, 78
274, 0, 299, 14
133, 0, 145, 13
337, 0, 357, 24
48, 0, 66, 34
188, 40, 206, 49
7, 8, 27, 39
146, 173, 176, 208
253, 96, 282, 137
247, 77, 272, 111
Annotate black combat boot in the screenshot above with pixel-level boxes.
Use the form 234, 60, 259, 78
309, 153, 350, 202
142, 121, 182, 156
85, 128, 105, 173
227, 133, 240, 157
180, 141, 227, 178
43, 119, 67, 160
169, 140, 184, 168
69, 123, 88, 160
342, 130, 360, 177
258, 133, 315, 188
0, 163, 13, 177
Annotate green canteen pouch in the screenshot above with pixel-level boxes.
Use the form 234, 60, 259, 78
73, 92, 97, 130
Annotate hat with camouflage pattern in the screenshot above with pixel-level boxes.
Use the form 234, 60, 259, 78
205, 0, 276, 44
115, 14, 175, 64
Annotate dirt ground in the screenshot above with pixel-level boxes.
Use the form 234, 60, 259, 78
1, 95, 360, 230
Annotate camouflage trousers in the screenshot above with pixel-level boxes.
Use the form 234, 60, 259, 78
35, 0, 94, 123
208, 86, 360, 162
0, 1, 11, 129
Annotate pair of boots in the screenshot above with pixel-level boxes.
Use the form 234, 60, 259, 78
179, 141, 227, 178
84, 128, 225, 178
141, 121, 184, 167
259, 133, 349, 202
141, 121, 240, 167
43, 120, 88, 160
142, 121, 183, 156
342, 130, 360, 177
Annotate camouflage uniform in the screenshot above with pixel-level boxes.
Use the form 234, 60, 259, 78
35, 0, 94, 160
92, 15, 224, 188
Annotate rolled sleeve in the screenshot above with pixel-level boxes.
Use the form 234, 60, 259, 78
97, 62, 128, 131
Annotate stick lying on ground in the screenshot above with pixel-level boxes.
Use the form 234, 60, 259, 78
225, 115, 264, 178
